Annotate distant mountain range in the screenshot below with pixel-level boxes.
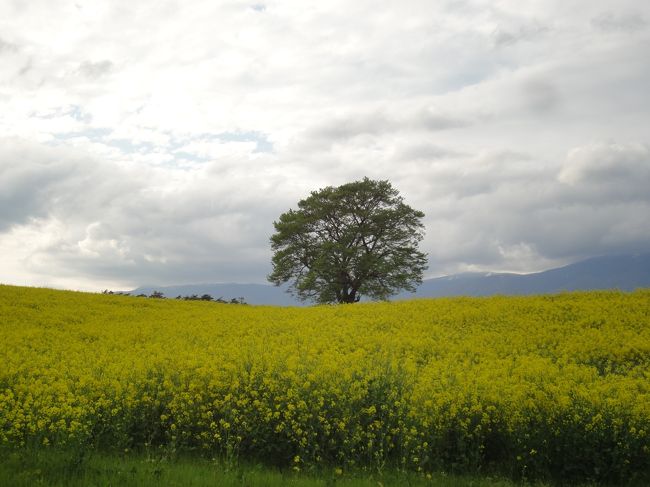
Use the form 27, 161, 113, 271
130, 253, 650, 306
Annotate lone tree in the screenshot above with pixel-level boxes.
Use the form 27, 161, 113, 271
268, 177, 428, 304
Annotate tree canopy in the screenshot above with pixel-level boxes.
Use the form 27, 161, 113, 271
268, 177, 428, 304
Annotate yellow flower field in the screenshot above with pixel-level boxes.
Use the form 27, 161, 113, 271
0, 285, 649, 483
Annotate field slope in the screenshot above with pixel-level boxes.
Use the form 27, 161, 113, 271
1, 285, 649, 484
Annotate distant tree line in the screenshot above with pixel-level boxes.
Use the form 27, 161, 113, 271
101, 289, 246, 304
174, 294, 246, 304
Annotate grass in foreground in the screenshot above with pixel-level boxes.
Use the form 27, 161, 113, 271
0, 448, 548, 487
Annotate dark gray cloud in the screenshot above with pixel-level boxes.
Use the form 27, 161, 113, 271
414, 109, 470, 131
307, 109, 470, 149
0, 140, 91, 230
308, 112, 397, 142
0, 37, 18, 53
592, 12, 647, 33
520, 79, 561, 113
77, 60, 113, 79
492, 22, 549, 47
394, 143, 464, 162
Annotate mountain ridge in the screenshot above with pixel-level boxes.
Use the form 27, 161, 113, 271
130, 253, 650, 305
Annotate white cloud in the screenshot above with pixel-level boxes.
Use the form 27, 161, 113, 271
0, 0, 649, 290
559, 143, 650, 188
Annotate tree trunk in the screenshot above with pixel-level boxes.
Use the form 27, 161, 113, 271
339, 288, 358, 303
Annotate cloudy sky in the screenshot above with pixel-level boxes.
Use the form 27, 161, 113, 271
1, 0, 649, 291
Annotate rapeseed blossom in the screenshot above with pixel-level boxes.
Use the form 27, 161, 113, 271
0, 285, 648, 483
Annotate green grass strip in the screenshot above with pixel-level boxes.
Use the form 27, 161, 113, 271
0, 448, 546, 487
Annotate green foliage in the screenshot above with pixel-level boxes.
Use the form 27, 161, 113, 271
268, 177, 428, 304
